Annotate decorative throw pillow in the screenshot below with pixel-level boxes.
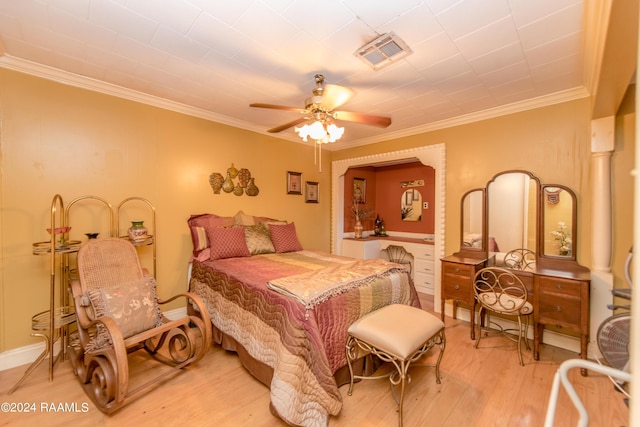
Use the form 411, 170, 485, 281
244, 223, 275, 255
269, 222, 303, 253
233, 210, 256, 226
187, 213, 234, 256
87, 277, 162, 340
206, 226, 251, 260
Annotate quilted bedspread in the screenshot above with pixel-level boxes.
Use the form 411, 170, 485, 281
188, 250, 419, 427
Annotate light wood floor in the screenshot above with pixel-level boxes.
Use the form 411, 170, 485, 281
0, 295, 629, 427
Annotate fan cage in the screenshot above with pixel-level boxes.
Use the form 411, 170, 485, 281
597, 313, 630, 371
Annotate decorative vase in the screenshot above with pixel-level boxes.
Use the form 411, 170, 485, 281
354, 220, 363, 239
222, 171, 235, 193
233, 182, 244, 196
246, 178, 259, 196
128, 221, 148, 242
209, 172, 224, 194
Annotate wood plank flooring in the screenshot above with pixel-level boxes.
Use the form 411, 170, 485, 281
0, 295, 629, 426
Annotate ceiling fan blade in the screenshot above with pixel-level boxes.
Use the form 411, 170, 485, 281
321, 84, 355, 111
267, 117, 308, 133
332, 111, 392, 128
250, 103, 307, 113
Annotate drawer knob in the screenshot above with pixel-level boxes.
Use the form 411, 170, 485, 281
556, 306, 562, 312
454, 284, 460, 290
556, 284, 563, 290
454, 267, 460, 273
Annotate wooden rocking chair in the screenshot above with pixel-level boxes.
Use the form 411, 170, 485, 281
68, 238, 212, 414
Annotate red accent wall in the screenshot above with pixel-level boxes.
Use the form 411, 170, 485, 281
344, 162, 435, 234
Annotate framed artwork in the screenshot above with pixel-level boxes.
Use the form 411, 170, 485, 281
305, 181, 319, 203
287, 171, 302, 195
353, 177, 366, 203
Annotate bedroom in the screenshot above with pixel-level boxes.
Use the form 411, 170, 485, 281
0, 0, 637, 425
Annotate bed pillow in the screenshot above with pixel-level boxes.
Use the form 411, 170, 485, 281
244, 223, 276, 255
187, 214, 234, 256
206, 226, 251, 260
269, 222, 303, 253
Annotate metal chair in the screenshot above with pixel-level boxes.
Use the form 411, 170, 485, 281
473, 267, 533, 366
503, 248, 536, 271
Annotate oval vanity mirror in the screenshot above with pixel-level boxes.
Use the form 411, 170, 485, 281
461, 189, 485, 251
401, 189, 422, 221
541, 184, 576, 259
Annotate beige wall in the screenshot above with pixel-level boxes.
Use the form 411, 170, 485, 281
0, 75, 635, 355
333, 98, 595, 265
0, 69, 332, 351
333, 93, 634, 300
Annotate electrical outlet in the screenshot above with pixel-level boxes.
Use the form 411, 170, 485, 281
423, 202, 429, 209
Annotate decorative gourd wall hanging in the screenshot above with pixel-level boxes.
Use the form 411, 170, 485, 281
209, 164, 259, 197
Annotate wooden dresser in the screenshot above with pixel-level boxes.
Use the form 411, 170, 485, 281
533, 269, 591, 362
440, 255, 486, 339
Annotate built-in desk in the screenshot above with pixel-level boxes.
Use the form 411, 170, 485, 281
342, 236, 435, 294
440, 257, 590, 364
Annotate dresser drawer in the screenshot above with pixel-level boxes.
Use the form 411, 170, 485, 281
443, 262, 475, 279
414, 271, 434, 294
537, 277, 582, 298
414, 259, 434, 275
442, 278, 470, 301
537, 294, 582, 327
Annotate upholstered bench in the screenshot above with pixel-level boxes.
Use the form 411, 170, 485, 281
345, 304, 446, 427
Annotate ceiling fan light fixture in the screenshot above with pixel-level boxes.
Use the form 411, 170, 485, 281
295, 120, 344, 143
354, 32, 412, 70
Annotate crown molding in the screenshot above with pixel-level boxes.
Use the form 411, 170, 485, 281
0, 54, 590, 152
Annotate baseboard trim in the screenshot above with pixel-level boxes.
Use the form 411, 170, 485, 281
0, 308, 187, 372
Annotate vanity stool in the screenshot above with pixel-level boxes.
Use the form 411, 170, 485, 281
346, 304, 446, 427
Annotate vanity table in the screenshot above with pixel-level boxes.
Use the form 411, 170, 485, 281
342, 236, 435, 294
441, 171, 590, 364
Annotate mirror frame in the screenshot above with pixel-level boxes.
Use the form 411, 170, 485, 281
456, 170, 585, 272
538, 183, 579, 268
456, 188, 486, 257
485, 169, 540, 260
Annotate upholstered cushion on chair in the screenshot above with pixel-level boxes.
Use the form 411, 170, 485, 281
207, 226, 251, 260
269, 222, 303, 253
243, 223, 276, 255
87, 277, 162, 339
476, 293, 533, 315
348, 304, 444, 359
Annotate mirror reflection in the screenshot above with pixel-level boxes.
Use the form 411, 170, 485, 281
488, 172, 537, 270
543, 187, 573, 257
401, 189, 422, 221
462, 189, 483, 249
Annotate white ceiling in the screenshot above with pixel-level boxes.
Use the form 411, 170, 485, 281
0, 0, 593, 149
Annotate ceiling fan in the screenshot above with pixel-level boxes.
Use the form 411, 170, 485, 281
250, 74, 392, 135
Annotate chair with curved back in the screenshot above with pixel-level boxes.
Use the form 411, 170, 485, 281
67, 237, 212, 413
382, 245, 413, 275
473, 267, 533, 366
503, 248, 536, 271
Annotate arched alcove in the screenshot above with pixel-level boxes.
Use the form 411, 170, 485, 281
331, 144, 445, 311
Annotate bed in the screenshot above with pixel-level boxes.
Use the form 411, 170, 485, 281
186, 212, 420, 427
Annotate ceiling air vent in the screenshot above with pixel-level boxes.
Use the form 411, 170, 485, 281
354, 32, 413, 71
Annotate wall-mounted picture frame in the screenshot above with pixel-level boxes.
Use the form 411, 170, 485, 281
353, 177, 366, 203
287, 171, 302, 195
305, 181, 319, 203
